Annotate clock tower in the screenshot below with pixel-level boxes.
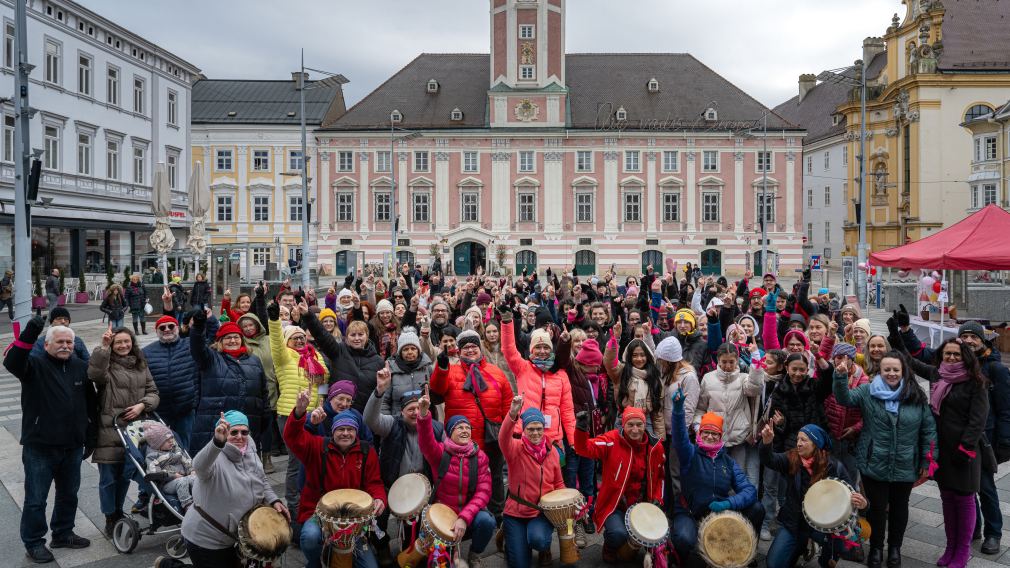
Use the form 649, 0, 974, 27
488, 0, 567, 128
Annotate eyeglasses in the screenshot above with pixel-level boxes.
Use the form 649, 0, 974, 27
158, 324, 176, 332
942, 351, 963, 360
289, 335, 306, 342
228, 429, 250, 437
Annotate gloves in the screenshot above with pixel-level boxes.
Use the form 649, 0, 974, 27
886, 316, 900, 340
497, 303, 513, 323
709, 500, 732, 513
21, 316, 46, 343
437, 349, 450, 370
267, 301, 280, 321
802, 268, 811, 283
764, 291, 778, 314
896, 304, 911, 328
575, 411, 590, 432
192, 308, 207, 328
671, 387, 686, 413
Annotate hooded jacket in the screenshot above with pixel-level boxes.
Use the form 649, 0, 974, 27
235, 313, 278, 409
418, 413, 491, 524
499, 412, 565, 519
302, 311, 383, 413
87, 346, 160, 463
382, 352, 433, 417
268, 318, 328, 417
696, 366, 763, 447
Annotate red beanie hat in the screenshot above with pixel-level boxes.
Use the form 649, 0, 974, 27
749, 288, 767, 299
216, 322, 243, 341
155, 315, 178, 328
622, 406, 646, 425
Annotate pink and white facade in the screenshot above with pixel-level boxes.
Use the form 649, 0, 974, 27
314, 0, 805, 277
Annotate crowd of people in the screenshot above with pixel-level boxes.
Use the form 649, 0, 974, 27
5, 261, 1010, 568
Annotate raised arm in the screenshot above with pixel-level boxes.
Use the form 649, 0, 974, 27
499, 318, 529, 377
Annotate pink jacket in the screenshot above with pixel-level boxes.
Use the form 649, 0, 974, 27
501, 320, 577, 447
498, 412, 566, 519
417, 413, 492, 525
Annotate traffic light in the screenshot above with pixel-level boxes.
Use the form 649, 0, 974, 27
26, 158, 41, 202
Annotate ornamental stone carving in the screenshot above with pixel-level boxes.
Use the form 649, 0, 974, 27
646, 151, 657, 161
320, 153, 329, 162
397, 152, 409, 161
434, 152, 450, 161
514, 98, 540, 122
786, 151, 796, 162
491, 152, 513, 162
686, 151, 696, 161
603, 151, 620, 161
359, 153, 369, 161
544, 152, 564, 162
885, 127, 898, 137
734, 151, 744, 161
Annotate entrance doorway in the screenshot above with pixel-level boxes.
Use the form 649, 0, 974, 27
453, 242, 486, 276
641, 250, 663, 274
700, 249, 722, 275
574, 250, 596, 276
515, 250, 537, 275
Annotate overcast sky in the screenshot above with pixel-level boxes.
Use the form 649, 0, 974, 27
80, 0, 897, 108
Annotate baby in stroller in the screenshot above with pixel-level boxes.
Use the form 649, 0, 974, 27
143, 423, 195, 509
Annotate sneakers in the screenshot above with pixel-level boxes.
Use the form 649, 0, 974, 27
583, 517, 596, 534
25, 545, 55, 564
466, 552, 484, 568
760, 527, 773, 541
574, 521, 588, 548
50, 533, 90, 549
131, 495, 149, 515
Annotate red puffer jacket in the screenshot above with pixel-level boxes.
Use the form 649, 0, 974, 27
430, 358, 513, 450
501, 320, 576, 447
283, 412, 387, 524
417, 413, 492, 524
575, 426, 665, 530
819, 364, 868, 440
498, 412, 566, 519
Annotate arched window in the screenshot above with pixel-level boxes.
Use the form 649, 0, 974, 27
964, 104, 994, 122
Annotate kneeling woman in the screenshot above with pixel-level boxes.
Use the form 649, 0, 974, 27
415, 390, 494, 568
575, 405, 665, 563
760, 422, 867, 568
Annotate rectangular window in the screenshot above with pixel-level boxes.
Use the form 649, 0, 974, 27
414, 151, 429, 172
167, 91, 178, 125
623, 192, 641, 222
824, 247, 832, 259
167, 153, 178, 189
253, 196, 270, 222
519, 25, 535, 39
289, 195, 303, 221
576, 151, 593, 172
823, 151, 830, 170
375, 151, 391, 173
253, 149, 270, 171
757, 151, 771, 172
972, 185, 980, 209
216, 196, 233, 222
105, 140, 119, 179
2, 115, 13, 162
289, 150, 304, 172
216, 149, 233, 171
106, 66, 119, 106
520, 65, 535, 80
3, 22, 12, 68
806, 156, 812, 173
824, 186, 831, 206
983, 184, 998, 207
756, 193, 775, 223
662, 192, 680, 222
338, 150, 353, 172
412, 193, 430, 222
77, 54, 91, 96
44, 125, 59, 169
518, 193, 536, 222
625, 150, 640, 172
806, 223, 813, 243
44, 39, 60, 84
518, 150, 534, 172
374, 192, 391, 222
463, 151, 478, 173
76, 133, 91, 175
824, 221, 831, 242
842, 146, 848, 165
133, 146, 145, 184
461, 192, 479, 222
985, 136, 997, 161
576, 193, 593, 223
662, 150, 678, 172
702, 192, 720, 222
336, 192, 354, 222
133, 77, 145, 114
252, 247, 270, 266
702, 150, 718, 172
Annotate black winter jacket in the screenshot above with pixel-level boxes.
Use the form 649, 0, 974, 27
760, 443, 853, 534
769, 376, 828, 452
303, 311, 384, 413
142, 317, 218, 418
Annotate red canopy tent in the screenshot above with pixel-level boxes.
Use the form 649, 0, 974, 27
869, 204, 1010, 270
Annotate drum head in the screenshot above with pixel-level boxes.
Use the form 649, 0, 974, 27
426, 503, 459, 540
699, 511, 756, 568
388, 474, 431, 518
803, 479, 852, 529
539, 488, 582, 507
627, 502, 668, 543
319, 488, 374, 517
246, 506, 291, 552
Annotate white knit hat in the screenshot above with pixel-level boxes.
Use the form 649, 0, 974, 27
376, 299, 394, 314
655, 337, 684, 363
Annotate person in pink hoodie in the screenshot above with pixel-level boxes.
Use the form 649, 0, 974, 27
416, 389, 493, 568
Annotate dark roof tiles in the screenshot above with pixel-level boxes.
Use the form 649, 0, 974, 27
192, 79, 347, 125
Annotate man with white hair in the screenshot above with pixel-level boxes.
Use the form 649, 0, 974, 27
4, 316, 96, 563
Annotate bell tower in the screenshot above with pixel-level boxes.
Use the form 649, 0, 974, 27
488, 0, 567, 128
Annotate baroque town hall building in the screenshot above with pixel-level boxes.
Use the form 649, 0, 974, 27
315, 0, 805, 277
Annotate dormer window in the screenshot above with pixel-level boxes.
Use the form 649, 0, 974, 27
647, 78, 660, 93
704, 108, 718, 121
450, 108, 463, 121
615, 107, 628, 122
831, 114, 841, 126
390, 110, 403, 123
427, 79, 439, 94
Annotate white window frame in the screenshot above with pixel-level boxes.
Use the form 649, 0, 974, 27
756, 192, 776, 224
215, 149, 233, 172
462, 151, 479, 173
807, 223, 813, 243
77, 52, 92, 96
76, 132, 92, 176
216, 195, 233, 222
106, 65, 120, 106
843, 146, 848, 165
105, 139, 119, 180
461, 191, 479, 223
824, 221, 831, 242
288, 150, 304, 172
807, 187, 814, 207
823, 151, 830, 170
167, 90, 178, 126
576, 150, 593, 172
374, 191, 391, 222
806, 155, 812, 173
702, 192, 721, 222
252, 149, 270, 171
624, 150, 641, 172
252, 247, 271, 266
984, 183, 998, 206
2, 114, 14, 163
662, 150, 678, 173
756, 151, 772, 173
336, 191, 355, 222
414, 151, 429, 173
623, 191, 642, 223
702, 150, 719, 172
44, 38, 61, 85
824, 186, 831, 206
518, 150, 535, 173
132, 145, 146, 185
661, 192, 680, 222
44, 124, 60, 170
412, 191, 430, 223
375, 151, 391, 173
337, 150, 354, 172
517, 191, 536, 222
3, 21, 13, 69
132, 76, 145, 115
576, 192, 593, 223
520, 65, 535, 80
166, 150, 179, 189
253, 195, 271, 222
519, 24, 535, 39
289, 195, 304, 222
984, 136, 997, 161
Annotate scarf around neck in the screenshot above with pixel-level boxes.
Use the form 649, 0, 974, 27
532, 353, 556, 372
931, 362, 970, 415
293, 343, 326, 378
869, 375, 903, 414
222, 345, 248, 358
521, 435, 548, 462
696, 433, 724, 459
800, 455, 815, 475
461, 355, 488, 393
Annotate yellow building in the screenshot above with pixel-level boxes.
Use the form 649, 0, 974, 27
190, 76, 346, 282
837, 1, 1010, 256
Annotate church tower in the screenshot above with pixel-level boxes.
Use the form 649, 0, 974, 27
488, 0, 567, 128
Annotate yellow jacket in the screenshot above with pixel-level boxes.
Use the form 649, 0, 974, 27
269, 319, 329, 416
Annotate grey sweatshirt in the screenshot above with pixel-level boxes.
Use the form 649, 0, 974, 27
364, 390, 425, 479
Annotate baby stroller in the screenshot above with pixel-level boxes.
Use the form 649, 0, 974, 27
110, 411, 189, 559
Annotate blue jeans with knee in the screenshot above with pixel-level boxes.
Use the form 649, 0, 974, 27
21, 445, 83, 549
503, 514, 555, 568
99, 462, 132, 515
465, 509, 496, 554
766, 527, 835, 568
300, 516, 378, 568
563, 440, 596, 502
603, 511, 630, 549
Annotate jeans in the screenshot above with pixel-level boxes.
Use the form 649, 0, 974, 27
502, 514, 555, 568
301, 516, 378, 568
761, 466, 786, 530
162, 475, 195, 505
278, 415, 302, 516
486, 443, 505, 518
21, 445, 83, 549
98, 462, 133, 516
46, 293, 59, 313
603, 511, 630, 549
2, 296, 15, 318
161, 411, 195, 453
977, 468, 1003, 539
109, 317, 124, 329
465, 510, 496, 554
766, 526, 836, 568
862, 475, 913, 549
831, 439, 860, 487
259, 410, 277, 454
131, 311, 144, 326
672, 502, 765, 560
727, 443, 760, 487
563, 440, 596, 501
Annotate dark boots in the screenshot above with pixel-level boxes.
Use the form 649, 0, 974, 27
887, 546, 901, 568
140, 321, 147, 334
132, 322, 139, 335
868, 546, 884, 568
104, 511, 123, 538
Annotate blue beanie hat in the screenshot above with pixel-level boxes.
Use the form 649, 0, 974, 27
331, 410, 359, 433
520, 407, 546, 428
221, 410, 249, 429
446, 415, 471, 435
830, 342, 857, 360
799, 424, 832, 450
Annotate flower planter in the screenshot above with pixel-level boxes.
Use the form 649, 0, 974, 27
75, 292, 90, 304
57, 294, 66, 306
31, 296, 45, 309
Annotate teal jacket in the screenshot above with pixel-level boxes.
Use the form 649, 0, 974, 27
832, 370, 937, 483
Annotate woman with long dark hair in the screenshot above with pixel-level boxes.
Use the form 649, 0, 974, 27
604, 323, 664, 437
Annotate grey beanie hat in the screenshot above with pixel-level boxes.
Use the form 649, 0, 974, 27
958, 320, 987, 341
397, 326, 422, 353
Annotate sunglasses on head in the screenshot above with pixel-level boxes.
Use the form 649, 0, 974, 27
229, 429, 250, 437
158, 324, 176, 331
